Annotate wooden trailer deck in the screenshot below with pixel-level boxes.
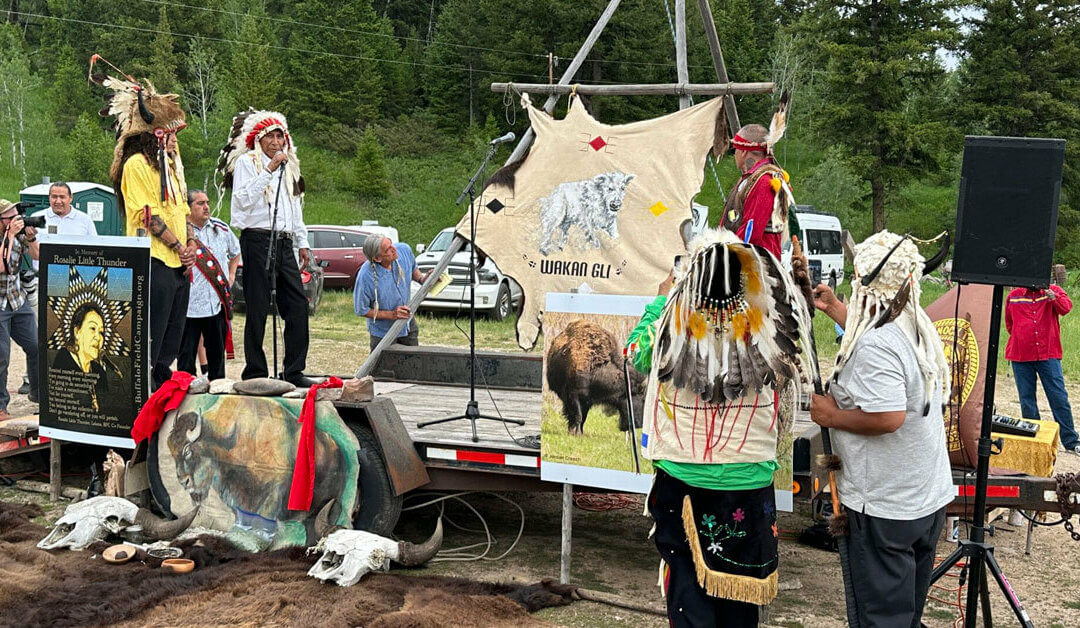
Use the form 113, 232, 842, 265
372, 380, 546, 490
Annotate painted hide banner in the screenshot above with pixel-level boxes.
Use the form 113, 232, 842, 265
926, 283, 992, 469
461, 95, 726, 349
148, 393, 360, 549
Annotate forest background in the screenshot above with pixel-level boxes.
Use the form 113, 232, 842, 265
1, 0, 1079, 262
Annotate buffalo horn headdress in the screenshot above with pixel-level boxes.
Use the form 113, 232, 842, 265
216, 109, 304, 200
834, 230, 951, 414
89, 55, 186, 187
654, 228, 818, 402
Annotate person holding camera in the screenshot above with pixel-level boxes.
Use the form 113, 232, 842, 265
0, 200, 39, 420
1006, 283, 1079, 454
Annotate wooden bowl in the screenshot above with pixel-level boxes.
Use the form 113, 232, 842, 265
102, 544, 138, 564
160, 558, 195, 574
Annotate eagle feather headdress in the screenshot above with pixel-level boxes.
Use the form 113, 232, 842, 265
654, 228, 818, 402
216, 108, 304, 201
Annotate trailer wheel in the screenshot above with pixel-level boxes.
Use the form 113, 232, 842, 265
348, 423, 402, 536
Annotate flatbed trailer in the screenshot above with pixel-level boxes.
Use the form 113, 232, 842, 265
330, 346, 1075, 532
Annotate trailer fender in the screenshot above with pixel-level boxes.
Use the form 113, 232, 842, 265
339, 397, 429, 496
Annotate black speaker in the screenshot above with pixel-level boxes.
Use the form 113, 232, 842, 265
952, 136, 1065, 288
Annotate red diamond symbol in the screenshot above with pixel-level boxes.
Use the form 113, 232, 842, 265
588, 136, 607, 151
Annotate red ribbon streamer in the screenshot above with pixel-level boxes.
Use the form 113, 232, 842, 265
287, 376, 344, 511
131, 371, 195, 444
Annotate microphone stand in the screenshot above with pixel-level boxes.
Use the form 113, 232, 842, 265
265, 160, 287, 380
418, 140, 525, 442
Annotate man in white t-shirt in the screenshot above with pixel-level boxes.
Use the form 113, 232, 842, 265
810, 231, 953, 628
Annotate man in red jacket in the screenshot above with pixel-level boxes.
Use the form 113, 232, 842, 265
1005, 283, 1079, 454
720, 124, 789, 259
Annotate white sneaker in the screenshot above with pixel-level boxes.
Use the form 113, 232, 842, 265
1070, 445, 1080, 456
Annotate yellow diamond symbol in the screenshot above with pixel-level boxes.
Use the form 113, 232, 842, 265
649, 201, 669, 217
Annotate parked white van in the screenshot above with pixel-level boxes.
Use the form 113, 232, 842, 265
781, 206, 845, 288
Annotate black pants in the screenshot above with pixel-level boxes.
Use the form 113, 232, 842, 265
845, 506, 946, 628
369, 319, 419, 351
149, 259, 190, 391
177, 311, 227, 381
648, 470, 766, 628
239, 230, 308, 381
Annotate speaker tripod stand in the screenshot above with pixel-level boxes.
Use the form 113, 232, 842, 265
928, 284, 1032, 628
417, 140, 524, 443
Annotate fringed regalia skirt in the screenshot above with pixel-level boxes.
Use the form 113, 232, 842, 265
648, 469, 778, 605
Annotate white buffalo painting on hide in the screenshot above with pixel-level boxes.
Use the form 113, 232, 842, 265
458, 94, 728, 350
538, 172, 636, 255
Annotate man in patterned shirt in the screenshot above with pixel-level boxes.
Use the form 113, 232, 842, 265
0, 200, 39, 420
177, 190, 240, 381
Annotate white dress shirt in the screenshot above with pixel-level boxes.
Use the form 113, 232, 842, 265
229, 150, 309, 249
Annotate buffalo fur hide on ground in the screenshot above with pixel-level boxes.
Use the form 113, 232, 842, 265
0, 502, 574, 627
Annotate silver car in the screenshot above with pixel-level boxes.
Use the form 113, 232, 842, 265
411, 228, 523, 320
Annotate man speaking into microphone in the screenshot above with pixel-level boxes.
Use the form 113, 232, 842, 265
219, 110, 315, 387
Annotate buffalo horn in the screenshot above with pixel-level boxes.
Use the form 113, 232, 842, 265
313, 499, 338, 539
185, 412, 202, 442
396, 518, 443, 566
137, 88, 155, 124
922, 232, 951, 276
135, 504, 199, 541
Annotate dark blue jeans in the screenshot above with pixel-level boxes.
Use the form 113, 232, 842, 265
0, 299, 38, 411
1012, 359, 1079, 449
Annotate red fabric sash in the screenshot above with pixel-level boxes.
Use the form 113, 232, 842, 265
287, 376, 344, 511
131, 371, 195, 444
191, 236, 233, 320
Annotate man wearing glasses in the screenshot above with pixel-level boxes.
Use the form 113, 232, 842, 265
0, 200, 39, 420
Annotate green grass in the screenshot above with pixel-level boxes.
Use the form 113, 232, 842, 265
540, 388, 652, 474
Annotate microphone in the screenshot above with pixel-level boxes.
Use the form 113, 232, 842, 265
275, 150, 288, 163
489, 132, 516, 145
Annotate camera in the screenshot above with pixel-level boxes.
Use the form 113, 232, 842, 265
11, 202, 45, 234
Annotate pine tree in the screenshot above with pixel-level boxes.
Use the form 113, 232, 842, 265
801, 0, 961, 232
67, 113, 112, 182
225, 9, 282, 111
959, 0, 1080, 263
148, 5, 180, 93
349, 128, 391, 200
48, 45, 94, 136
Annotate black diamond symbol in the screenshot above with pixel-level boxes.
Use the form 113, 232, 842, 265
486, 198, 505, 214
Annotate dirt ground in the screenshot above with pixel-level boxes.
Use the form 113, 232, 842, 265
5, 320, 1080, 627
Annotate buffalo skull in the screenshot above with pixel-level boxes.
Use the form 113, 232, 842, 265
308, 519, 443, 586
38, 495, 200, 551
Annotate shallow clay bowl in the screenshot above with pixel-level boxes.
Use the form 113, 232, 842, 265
102, 544, 138, 564
160, 558, 195, 574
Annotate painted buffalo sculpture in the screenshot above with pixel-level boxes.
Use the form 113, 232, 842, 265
151, 394, 360, 549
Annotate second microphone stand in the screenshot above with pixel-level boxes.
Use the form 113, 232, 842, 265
418, 140, 525, 442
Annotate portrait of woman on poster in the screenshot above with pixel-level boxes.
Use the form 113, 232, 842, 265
51, 302, 123, 413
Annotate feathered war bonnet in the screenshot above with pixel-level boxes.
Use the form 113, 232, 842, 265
833, 230, 951, 414
89, 55, 187, 188
651, 226, 818, 404
216, 109, 304, 201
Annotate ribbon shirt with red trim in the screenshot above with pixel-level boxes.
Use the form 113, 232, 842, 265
1005, 285, 1072, 362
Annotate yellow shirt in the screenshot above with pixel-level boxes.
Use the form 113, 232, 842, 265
121, 155, 189, 268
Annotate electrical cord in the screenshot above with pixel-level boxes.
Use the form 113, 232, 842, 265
401, 491, 525, 563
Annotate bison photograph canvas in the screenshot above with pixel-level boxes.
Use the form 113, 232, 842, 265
541, 293, 656, 493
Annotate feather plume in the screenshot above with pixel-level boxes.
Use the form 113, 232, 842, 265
655, 228, 818, 403
765, 92, 790, 153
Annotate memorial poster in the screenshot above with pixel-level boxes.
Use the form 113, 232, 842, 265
38, 236, 150, 448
